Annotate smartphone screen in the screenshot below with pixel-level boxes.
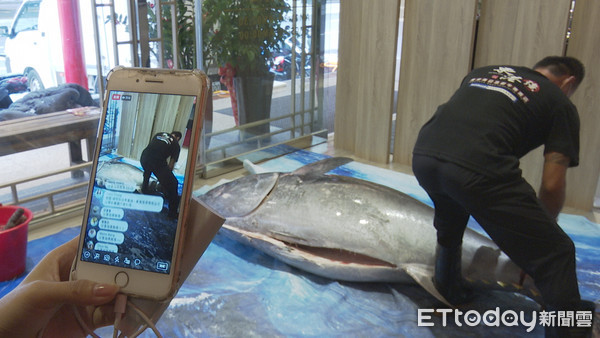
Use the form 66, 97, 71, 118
80, 90, 196, 275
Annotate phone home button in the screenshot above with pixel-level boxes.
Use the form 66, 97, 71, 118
114, 271, 129, 287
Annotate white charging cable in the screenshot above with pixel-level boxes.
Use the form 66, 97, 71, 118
72, 293, 163, 337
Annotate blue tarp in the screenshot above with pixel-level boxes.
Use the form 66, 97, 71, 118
1, 149, 598, 337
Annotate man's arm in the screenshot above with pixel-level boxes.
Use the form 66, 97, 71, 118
168, 144, 180, 171
538, 151, 570, 219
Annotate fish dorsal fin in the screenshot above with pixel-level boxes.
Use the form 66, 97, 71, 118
243, 159, 270, 174
292, 157, 353, 176
402, 264, 453, 307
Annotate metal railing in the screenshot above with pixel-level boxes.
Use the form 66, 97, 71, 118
91, 0, 178, 100
0, 162, 91, 224
199, 0, 328, 178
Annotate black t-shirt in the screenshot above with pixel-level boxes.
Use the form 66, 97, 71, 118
143, 132, 180, 163
413, 65, 580, 179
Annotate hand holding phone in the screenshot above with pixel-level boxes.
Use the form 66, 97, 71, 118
71, 67, 209, 300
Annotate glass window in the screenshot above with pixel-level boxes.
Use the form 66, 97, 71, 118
198, 0, 339, 177
0, 0, 340, 223
12, 2, 40, 34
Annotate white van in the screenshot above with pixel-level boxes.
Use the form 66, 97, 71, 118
0, 0, 130, 93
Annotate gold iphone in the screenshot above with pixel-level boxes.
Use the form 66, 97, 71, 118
71, 67, 209, 300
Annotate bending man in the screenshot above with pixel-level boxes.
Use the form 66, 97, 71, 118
141, 131, 182, 218
412, 56, 594, 337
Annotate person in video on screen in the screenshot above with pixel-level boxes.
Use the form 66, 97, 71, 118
140, 131, 182, 219
411, 56, 595, 336
0, 237, 120, 337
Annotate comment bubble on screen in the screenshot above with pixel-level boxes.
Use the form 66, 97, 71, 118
102, 190, 163, 212
94, 242, 118, 253
97, 230, 125, 245
100, 207, 124, 220
105, 180, 138, 192
98, 218, 128, 232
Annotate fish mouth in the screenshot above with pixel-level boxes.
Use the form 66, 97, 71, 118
282, 242, 397, 268
222, 224, 397, 268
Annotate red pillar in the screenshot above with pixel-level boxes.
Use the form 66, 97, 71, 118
57, 0, 88, 90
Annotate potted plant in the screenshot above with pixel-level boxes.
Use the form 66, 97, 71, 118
202, 0, 290, 138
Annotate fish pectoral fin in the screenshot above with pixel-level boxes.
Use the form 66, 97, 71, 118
401, 264, 452, 307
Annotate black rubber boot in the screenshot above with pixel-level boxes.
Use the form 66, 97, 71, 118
544, 300, 595, 338
433, 244, 474, 306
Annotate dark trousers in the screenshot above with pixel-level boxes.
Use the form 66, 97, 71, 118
412, 154, 581, 310
140, 156, 180, 217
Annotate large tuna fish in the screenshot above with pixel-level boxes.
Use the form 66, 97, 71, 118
198, 157, 540, 304
95, 157, 158, 193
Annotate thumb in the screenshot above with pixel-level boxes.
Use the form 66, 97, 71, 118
32, 279, 120, 308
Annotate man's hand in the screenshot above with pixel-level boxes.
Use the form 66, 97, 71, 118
539, 151, 570, 220
0, 237, 120, 337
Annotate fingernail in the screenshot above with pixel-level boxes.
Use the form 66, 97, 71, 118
93, 283, 118, 297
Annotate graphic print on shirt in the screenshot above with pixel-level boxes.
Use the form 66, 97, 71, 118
156, 133, 173, 145
467, 67, 539, 104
